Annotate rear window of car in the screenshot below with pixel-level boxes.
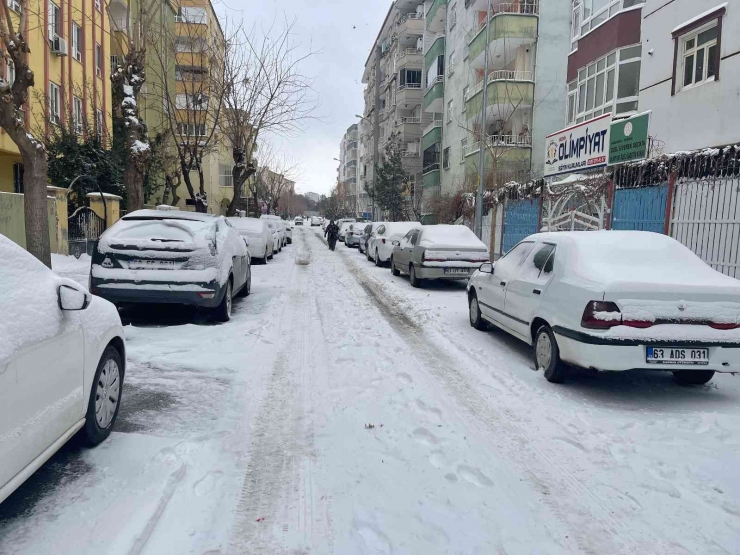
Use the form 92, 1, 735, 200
376, 225, 386, 235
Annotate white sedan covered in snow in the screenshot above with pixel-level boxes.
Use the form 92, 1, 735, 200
228, 217, 274, 263
1, 235, 126, 504
467, 231, 740, 384
366, 221, 421, 266
90, 210, 250, 321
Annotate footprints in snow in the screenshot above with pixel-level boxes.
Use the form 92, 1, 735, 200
412, 427, 439, 446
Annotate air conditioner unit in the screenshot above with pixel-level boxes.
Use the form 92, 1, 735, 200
51, 36, 68, 57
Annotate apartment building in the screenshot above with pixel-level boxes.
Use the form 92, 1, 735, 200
638, 0, 737, 153
338, 123, 363, 215
0, 0, 113, 193
424, 0, 571, 199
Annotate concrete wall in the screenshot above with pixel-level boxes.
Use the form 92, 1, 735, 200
0, 192, 64, 254
639, 0, 740, 152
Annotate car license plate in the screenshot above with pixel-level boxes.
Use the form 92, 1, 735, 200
646, 347, 709, 365
129, 259, 177, 270
444, 268, 470, 275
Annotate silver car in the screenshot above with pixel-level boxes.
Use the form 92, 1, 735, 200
345, 222, 369, 248
390, 225, 490, 287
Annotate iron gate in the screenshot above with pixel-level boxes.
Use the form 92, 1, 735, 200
611, 184, 668, 233
68, 207, 105, 258
502, 198, 539, 253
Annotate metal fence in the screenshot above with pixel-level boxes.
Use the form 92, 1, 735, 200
68, 206, 105, 258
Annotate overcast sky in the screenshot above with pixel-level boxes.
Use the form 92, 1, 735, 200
215, 0, 391, 196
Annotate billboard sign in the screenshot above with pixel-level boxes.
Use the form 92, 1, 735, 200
544, 114, 612, 178
608, 111, 651, 166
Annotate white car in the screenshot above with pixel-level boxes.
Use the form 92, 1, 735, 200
338, 221, 355, 243
367, 221, 421, 266
261, 215, 286, 248
311, 216, 321, 227
294, 217, 304, 227
359, 222, 386, 255
336, 218, 357, 241
262, 219, 283, 254
467, 231, 740, 384
284, 220, 293, 244
228, 217, 274, 263
1, 235, 126, 504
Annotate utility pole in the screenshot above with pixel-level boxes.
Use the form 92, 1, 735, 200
372, 44, 381, 222
475, 0, 492, 239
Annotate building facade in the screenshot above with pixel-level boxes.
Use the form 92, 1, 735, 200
338, 123, 363, 215
0, 0, 114, 193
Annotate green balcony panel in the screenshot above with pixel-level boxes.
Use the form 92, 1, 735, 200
465, 81, 534, 117
422, 169, 441, 189
464, 149, 532, 177
422, 126, 442, 151
467, 14, 538, 61
424, 36, 445, 71
423, 81, 445, 112
426, 0, 448, 31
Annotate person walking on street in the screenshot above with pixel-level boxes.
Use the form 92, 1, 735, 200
325, 220, 339, 251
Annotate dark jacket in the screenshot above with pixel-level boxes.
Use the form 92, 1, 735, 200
325, 223, 339, 240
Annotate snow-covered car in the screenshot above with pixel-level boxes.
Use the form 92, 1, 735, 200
467, 231, 740, 385
91, 210, 250, 322
336, 218, 357, 241
227, 217, 274, 263
345, 222, 370, 248
311, 216, 321, 227
367, 221, 421, 266
390, 225, 489, 287
359, 222, 386, 255
261, 215, 286, 248
262, 219, 283, 253
284, 220, 293, 244
294, 217, 304, 226
0, 235, 126, 505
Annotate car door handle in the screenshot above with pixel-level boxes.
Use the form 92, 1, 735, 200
500, 281, 506, 286
533, 289, 542, 295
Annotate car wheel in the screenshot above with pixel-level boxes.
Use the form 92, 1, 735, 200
213, 279, 233, 323
469, 293, 486, 331
534, 325, 566, 383
409, 264, 423, 288
237, 268, 251, 297
374, 249, 381, 267
673, 370, 715, 385
84, 345, 123, 446
366, 247, 372, 261
391, 257, 401, 276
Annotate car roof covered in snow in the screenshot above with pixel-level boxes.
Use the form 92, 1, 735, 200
227, 217, 267, 233
524, 231, 740, 291
122, 209, 220, 222
382, 222, 421, 237
419, 225, 487, 250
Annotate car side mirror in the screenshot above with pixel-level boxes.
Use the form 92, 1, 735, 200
242, 237, 250, 247
392, 240, 400, 247
58, 284, 90, 311
479, 262, 494, 274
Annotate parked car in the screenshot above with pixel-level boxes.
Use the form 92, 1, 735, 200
367, 221, 421, 266
91, 210, 250, 322
467, 231, 740, 384
261, 215, 286, 248
390, 225, 489, 287
294, 217, 304, 226
284, 220, 293, 244
263, 219, 283, 253
227, 217, 274, 263
336, 218, 357, 241
345, 222, 370, 248
311, 216, 321, 227
359, 222, 385, 255
1, 234, 126, 504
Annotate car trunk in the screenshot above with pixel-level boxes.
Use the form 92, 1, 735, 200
422, 246, 489, 266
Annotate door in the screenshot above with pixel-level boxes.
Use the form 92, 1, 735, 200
477, 241, 534, 326
395, 230, 416, 271
504, 243, 557, 339
0, 281, 84, 490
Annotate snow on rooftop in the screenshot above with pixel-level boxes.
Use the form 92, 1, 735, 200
672, 3, 728, 34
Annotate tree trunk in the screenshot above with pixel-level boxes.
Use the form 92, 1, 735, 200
196, 165, 207, 213
22, 151, 52, 268
124, 164, 144, 211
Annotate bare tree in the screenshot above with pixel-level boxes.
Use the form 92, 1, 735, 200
0, 0, 51, 265
219, 18, 318, 216
253, 144, 298, 215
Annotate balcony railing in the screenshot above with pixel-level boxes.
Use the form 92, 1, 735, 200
423, 162, 440, 174
398, 82, 422, 91
464, 70, 535, 101
401, 149, 420, 158
462, 133, 533, 157
471, 1, 540, 37
395, 47, 423, 63
447, 60, 455, 77
398, 12, 424, 25
423, 119, 443, 136
397, 116, 422, 126
426, 75, 444, 91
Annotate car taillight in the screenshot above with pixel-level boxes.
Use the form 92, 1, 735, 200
709, 322, 740, 330
581, 301, 621, 329
381, 238, 386, 244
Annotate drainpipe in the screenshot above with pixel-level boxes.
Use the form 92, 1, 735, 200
474, 0, 492, 239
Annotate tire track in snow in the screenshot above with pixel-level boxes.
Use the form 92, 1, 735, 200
308, 229, 680, 555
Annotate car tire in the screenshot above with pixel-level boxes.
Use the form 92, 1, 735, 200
237, 269, 251, 297
673, 370, 715, 385
84, 345, 123, 446
534, 325, 567, 383
366, 248, 372, 261
409, 264, 423, 288
468, 293, 486, 331
213, 279, 233, 323
391, 257, 401, 276
374, 249, 382, 267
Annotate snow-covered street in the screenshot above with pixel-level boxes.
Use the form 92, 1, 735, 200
1, 226, 739, 554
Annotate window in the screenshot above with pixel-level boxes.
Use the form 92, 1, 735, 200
423, 143, 440, 172
220, 164, 233, 187
443, 146, 451, 169
571, 0, 645, 49
462, 86, 468, 110
48, 1, 61, 41
449, 3, 457, 29
176, 66, 205, 81
175, 6, 208, 24
73, 96, 83, 134
95, 43, 102, 77
499, 241, 534, 267
6, 59, 14, 86
680, 23, 718, 90
399, 68, 421, 88
94, 0, 100, 11
110, 55, 120, 70
72, 23, 82, 61
175, 93, 209, 110
447, 99, 453, 123
7, 0, 21, 14
175, 37, 206, 53
96, 110, 103, 137
13, 163, 23, 194
176, 123, 207, 136
460, 138, 467, 162
49, 82, 60, 124
532, 244, 556, 274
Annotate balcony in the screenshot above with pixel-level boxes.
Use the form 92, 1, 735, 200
467, 2, 539, 68
465, 77, 534, 119
422, 163, 441, 189
395, 47, 423, 68
395, 116, 423, 139
396, 83, 423, 107
426, 0, 448, 32
464, 70, 534, 102
462, 133, 532, 158
423, 76, 445, 113
422, 120, 442, 153
397, 12, 424, 36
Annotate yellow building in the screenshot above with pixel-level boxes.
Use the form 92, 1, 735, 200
0, 0, 113, 193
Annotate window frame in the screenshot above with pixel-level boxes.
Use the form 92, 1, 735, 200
571, 0, 645, 50
73, 96, 83, 134
48, 81, 61, 125
95, 43, 102, 77
7, 0, 22, 13
219, 163, 234, 188
674, 20, 721, 94
48, 1, 61, 41
443, 146, 451, 170
72, 23, 82, 62
95, 109, 103, 138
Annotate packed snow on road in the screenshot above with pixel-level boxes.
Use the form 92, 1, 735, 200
1, 227, 739, 555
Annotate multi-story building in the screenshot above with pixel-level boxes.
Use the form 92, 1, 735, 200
425, 0, 570, 200
637, 0, 736, 153
338, 123, 363, 215
0, 0, 114, 193
304, 192, 321, 204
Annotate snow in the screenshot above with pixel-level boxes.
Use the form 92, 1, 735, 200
617, 299, 740, 324
418, 224, 488, 250
380, 221, 421, 238
672, 2, 728, 33
601, 323, 740, 342
226, 216, 266, 235
86, 192, 123, 199
4, 229, 740, 554
131, 140, 149, 154
122, 84, 134, 96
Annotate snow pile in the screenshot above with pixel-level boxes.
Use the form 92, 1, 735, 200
131, 140, 150, 154
0, 235, 64, 362
418, 225, 488, 250
99, 218, 208, 254
383, 222, 421, 238
616, 299, 740, 325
